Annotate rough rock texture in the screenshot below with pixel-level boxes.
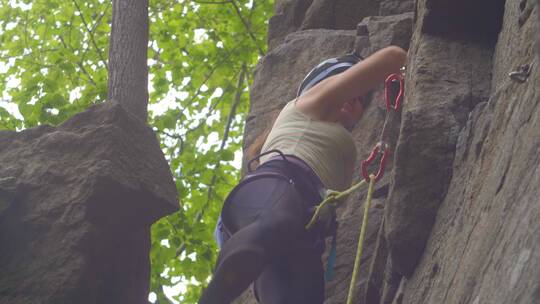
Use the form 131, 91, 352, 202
267, 0, 385, 50
240, 0, 540, 303
385, 25, 494, 278
267, 0, 313, 51
379, 0, 414, 16
390, 0, 540, 303
357, 12, 414, 55
538, 0, 540, 57
0, 100, 178, 304
301, 0, 381, 31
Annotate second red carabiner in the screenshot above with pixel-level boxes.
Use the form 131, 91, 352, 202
361, 142, 389, 183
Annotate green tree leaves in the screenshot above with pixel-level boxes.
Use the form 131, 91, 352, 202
0, 0, 111, 128
0, 0, 273, 302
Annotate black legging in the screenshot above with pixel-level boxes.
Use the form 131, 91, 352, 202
199, 160, 325, 304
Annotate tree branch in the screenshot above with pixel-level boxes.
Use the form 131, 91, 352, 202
90, 2, 112, 34
156, 83, 232, 157
158, 128, 185, 153
182, 82, 233, 136
72, 0, 109, 71
189, 0, 264, 56
196, 63, 246, 223
24, 11, 29, 48
173, 65, 246, 259
59, 36, 97, 86
248, 0, 256, 26
230, 0, 265, 57
192, 0, 231, 4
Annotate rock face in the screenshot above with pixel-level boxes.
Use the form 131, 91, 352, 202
240, 0, 540, 303
267, 0, 385, 50
388, 0, 540, 303
0, 100, 178, 304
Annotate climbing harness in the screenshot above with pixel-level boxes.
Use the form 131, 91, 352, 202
215, 150, 296, 248
305, 71, 404, 301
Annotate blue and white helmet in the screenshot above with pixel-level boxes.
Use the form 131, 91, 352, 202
297, 53, 363, 97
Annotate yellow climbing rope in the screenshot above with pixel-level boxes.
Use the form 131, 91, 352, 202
304, 174, 376, 304
346, 174, 376, 304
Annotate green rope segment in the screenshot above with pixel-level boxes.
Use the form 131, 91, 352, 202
305, 179, 367, 230
346, 174, 376, 304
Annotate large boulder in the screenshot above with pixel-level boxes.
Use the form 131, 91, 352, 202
0, 100, 178, 304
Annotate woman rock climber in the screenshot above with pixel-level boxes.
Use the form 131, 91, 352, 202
199, 46, 407, 304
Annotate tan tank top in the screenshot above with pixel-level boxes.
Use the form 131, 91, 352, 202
260, 100, 356, 191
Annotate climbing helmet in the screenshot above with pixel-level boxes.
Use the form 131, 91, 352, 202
297, 53, 363, 97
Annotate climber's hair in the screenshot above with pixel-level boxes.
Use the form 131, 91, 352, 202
246, 127, 272, 163
244, 108, 281, 168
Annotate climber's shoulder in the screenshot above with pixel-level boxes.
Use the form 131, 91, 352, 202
296, 46, 407, 121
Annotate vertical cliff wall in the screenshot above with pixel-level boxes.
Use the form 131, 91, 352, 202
241, 0, 540, 303
389, 0, 540, 303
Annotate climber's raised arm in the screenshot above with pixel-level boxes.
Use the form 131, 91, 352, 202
296, 46, 406, 121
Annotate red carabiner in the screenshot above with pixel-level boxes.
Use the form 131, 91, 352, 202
361, 142, 389, 183
385, 73, 404, 111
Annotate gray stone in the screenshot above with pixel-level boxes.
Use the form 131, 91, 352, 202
301, 0, 382, 30
359, 13, 414, 52
0, 100, 178, 304
384, 0, 540, 303
538, 0, 540, 58
364, 218, 388, 304
267, 0, 313, 51
300, 0, 334, 30
267, 0, 382, 51
379, 0, 414, 16
239, 0, 540, 303
385, 9, 494, 277
0, 176, 16, 215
